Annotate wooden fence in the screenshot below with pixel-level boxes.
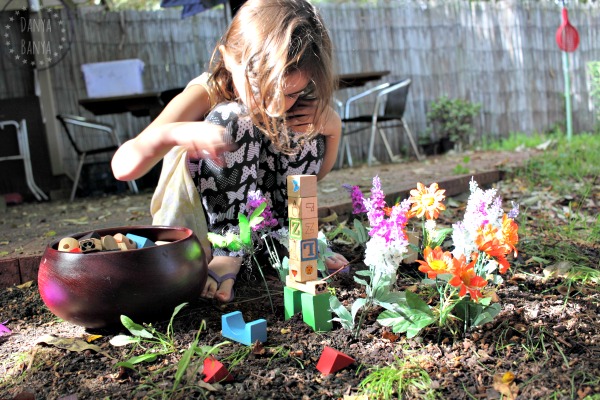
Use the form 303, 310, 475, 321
1, 0, 599, 172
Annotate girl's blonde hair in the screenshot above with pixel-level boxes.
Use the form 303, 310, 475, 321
208, 0, 335, 154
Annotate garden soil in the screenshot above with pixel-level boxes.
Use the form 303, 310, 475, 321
1, 149, 599, 400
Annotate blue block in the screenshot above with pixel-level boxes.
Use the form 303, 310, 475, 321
125, 233, 156, 248
221, 311, 267, 346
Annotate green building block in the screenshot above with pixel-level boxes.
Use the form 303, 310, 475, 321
284, 286, 302, 320
300, 291, 333, 332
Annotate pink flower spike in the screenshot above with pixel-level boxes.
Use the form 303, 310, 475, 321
0, 320, 11, 336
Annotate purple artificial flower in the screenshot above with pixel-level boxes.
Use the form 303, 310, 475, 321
343, 184, 367, 214
0, 320, 11, 336
247, 190, 279, 232
508, 201, 520, 219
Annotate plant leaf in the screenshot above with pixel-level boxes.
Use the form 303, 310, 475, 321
249, 202, 267, 227
121, 315, 154, 339
351, 298, 367, 322
109, 335, 140, 346
329, 296, 354, 330
121, 353, 158, 365
207, 232, 228, 248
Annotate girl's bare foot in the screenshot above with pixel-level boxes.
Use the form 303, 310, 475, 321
201, 256, 242, 302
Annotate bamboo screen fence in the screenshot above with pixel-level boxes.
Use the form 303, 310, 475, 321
1, 0, 599, 169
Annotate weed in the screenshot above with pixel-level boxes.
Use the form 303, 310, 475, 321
358, 353, 437, 400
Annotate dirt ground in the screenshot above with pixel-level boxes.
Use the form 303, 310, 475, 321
1, 148, 599, 400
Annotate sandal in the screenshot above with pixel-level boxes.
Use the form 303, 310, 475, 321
207, 270, 237, 303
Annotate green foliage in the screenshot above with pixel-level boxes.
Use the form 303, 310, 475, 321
426, 95, 481, 150
587, 61, 600, 125
341, 218, 369, 249
377, 291, 436, 338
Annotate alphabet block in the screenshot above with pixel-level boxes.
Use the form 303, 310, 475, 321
287, 175, 317, 198
289, 217, 318, 240
316, 346, 355, 375
288, 196, 318, 219
288, 259, 318, 282
221, 311, 267, 346
289, 238, 318, 261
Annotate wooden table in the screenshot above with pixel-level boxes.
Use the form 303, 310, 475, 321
337, 70, 390, 90
78, 71, 391, 118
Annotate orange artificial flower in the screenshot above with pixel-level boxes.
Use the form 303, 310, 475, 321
449, 254, 488, 301
417, 246, 456, 279
501, 214, 519, 256
475, 226, 510, 274
408, 182, 446, 220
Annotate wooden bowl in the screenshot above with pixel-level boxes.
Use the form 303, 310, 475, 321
38, 226, 207, 329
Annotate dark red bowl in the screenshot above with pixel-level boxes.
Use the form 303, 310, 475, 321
38, 226, 207, 329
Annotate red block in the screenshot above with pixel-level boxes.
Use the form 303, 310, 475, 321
316, 346, 355, 375
203, 357, 233, 383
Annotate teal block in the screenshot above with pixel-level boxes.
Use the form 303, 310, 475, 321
284, 286, 302, 320
222, 311, 267, 346
300, 292, 332, 332
125, 233, 156, 248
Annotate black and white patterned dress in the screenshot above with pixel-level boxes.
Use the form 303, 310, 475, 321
187, 102, 325, 257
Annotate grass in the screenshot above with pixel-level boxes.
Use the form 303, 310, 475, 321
497, 132, 600, 276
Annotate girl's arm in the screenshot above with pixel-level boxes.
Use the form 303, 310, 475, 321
316, 105, 341, 180
112, 85, 227, 181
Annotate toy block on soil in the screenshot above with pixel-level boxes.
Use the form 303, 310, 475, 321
289, 217, 318, 240
289, 238, 318, 262
300, 291, 332, 332
316, 346, 355, 375
287, 174, 317, 198
222, 311, 267, 346
288, 196, 318, 219
288, 259, 318, 283
284, 286, 302, 320
125, 233, 156, 249
285, 275, 328, 295
58, 237, 79, 252
203, 357, 233, 383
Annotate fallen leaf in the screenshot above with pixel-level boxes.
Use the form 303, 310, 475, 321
36, 334, 111, 358
280, 328, 291, 334
60, 217, 89, 225
251, 341, 266, 356
492, 371, 519, 400
84, 334, 103, 343
16, 281, 34, 289
319, 212, 338, 223
381, 331, 399, 342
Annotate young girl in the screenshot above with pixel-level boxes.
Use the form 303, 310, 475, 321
112, 0, 347, 303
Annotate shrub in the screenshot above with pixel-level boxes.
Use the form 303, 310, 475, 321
587, 61, 600, 125
426, 96, 481, 152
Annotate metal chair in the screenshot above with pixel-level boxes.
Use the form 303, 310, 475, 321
0, 119, 48, 201
56, 114, 138, 201
337, 79, 424, 168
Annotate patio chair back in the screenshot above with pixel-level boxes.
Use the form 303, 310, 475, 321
56, 114, 138, 201
338, 78, 424, 168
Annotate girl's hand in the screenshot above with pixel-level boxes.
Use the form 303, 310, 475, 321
170, 122, 235, 167
285, 99, 320, 133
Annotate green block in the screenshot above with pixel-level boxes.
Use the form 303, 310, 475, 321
300, 291, 333, 332
284, 286, 302, 320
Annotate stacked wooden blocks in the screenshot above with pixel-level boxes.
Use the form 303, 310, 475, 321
283, 175, 332, 332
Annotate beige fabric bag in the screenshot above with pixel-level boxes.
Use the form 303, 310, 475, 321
150, 146, 212, 260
